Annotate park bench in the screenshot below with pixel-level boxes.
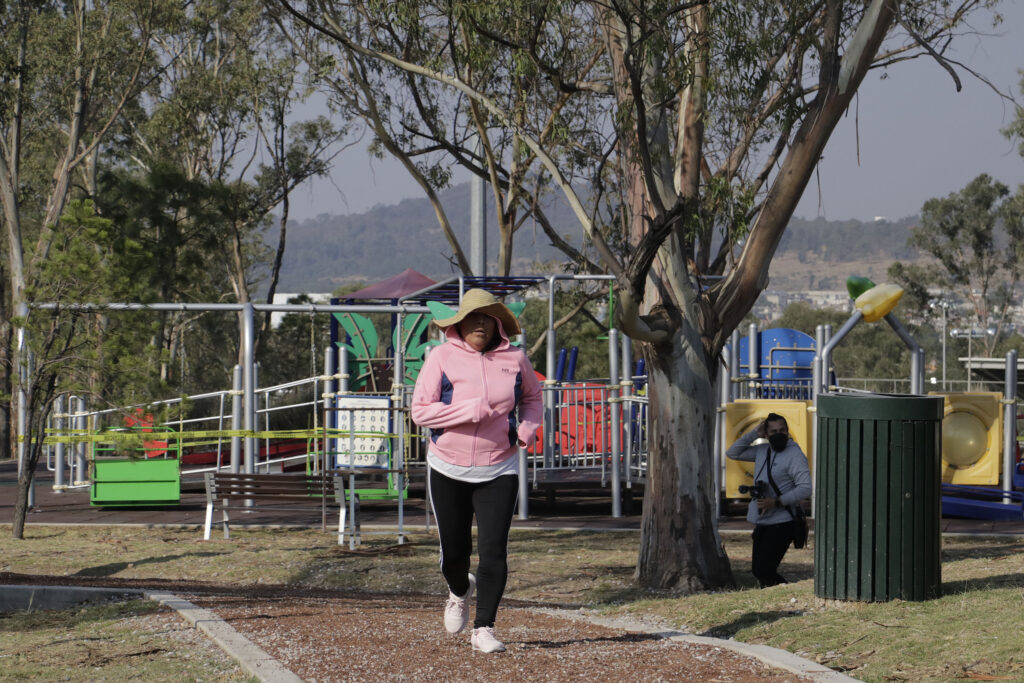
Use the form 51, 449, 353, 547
203, 471, 361, 544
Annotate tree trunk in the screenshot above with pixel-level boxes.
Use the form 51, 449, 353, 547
0, 282, 10, 461
635, 328, 733, 589
11, 469, 32, 539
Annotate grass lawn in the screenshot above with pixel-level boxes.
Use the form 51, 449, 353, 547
0, 598, 255, 681
1, 524, 1022, 682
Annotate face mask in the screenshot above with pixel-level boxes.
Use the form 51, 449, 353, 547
768, 433, 789, 451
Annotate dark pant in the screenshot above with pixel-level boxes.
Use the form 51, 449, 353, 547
751, 520, 796, 587
428, 468, 519, 628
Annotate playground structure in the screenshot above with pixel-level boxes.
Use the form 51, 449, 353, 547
717, 279, 1024, 520
32, 273, 650, 530
29, 274, 1024, 530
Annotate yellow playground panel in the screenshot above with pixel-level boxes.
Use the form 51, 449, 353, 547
930, 392, 1003, 486
723, 399, 813, 498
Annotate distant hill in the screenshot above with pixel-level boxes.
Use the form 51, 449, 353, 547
271, 184, 921, 293
270, 183, 583, 292
768, 215, 920, 291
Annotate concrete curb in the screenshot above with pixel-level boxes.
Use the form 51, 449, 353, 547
145, 591, 303, 683
532, 607, 858, 682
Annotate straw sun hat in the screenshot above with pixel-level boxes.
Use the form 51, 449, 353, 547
432, 288, 521, 336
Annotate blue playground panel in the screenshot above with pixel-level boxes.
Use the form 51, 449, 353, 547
941, 483, 1024, 521
732, 328, 817, 399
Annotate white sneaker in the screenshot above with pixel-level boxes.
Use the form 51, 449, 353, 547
443, 573, 475, 634
471, 626, 506, 653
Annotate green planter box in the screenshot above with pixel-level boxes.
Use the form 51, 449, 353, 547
91, 458, 180, 507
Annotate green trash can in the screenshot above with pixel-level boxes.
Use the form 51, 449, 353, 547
815, 394, 943, 601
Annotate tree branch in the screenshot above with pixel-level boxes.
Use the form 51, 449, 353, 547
274, 0, 626, 280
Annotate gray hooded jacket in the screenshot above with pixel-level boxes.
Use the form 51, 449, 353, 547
726, 428, 812, 525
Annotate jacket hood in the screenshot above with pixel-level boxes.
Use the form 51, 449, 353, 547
444, 316, 512, 352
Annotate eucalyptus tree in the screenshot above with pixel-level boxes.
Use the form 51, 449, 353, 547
888, 174, 1024, 356
1001, 72, 1024, 155
125, 0, 344, 370
276, 0, 1004, 589
0, 0, 172, 538
270, 1, 607, 276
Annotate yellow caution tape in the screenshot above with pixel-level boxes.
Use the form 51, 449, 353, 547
30, 428, 418, 445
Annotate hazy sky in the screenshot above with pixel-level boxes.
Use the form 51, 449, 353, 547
288, 6, 1023, 224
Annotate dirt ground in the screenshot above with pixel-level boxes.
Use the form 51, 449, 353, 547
2, 572, 813, 682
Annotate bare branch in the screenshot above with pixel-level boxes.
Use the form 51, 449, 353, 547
274, 0, 626, 279
895, 11, 961, 91
525, 291, 603, 359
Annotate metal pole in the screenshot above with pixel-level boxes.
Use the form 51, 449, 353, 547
620, 333, 632, 390
347, 411, 357, 549
242, 303, 256, 474
883, 314, 923, 394
820, 312, 864, 394
715, 356, 729, 521
608, 329, 622, 518
967, 334, 973, 392
620, 333, 633, 474
470, 136, 487, 276
324, 346, 336, 477
256, 363, 268, 473
393, 312, 406, 544
230, 365, 242, 473
729, 330, 740, 401
74, 396, 88, 486
941, 305, 947, 391
811, 324, 826, 518
517, 444, 529, 520
813, 325, 825, 398
1003, 350, 1017, 502
747, 323, 759, 398
337, 345, 349, 474
517, 330, 530, 521
324, 346, 336, 403
544, 276, 557, 468
53, 395, 66, 493
339, 345, 349, 395
915, 348, 925, 395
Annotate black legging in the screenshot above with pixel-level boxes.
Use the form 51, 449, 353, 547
428, 468, 519, 629
751, 520, 796, 587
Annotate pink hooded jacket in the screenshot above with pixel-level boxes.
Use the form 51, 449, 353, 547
411, 323, 543, 467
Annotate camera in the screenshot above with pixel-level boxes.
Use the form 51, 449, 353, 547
738, 481, 769, 499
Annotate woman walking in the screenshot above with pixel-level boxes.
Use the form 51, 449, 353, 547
411, 289, 542, 653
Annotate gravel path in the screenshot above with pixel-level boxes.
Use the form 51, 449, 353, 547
186, 592, 813, 683
1, 572, 814, 682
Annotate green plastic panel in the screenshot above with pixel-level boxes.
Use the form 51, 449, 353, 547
93, 458, 179, 482
91, 458, 180, 506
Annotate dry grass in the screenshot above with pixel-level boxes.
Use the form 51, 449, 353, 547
0, 598, 254, 682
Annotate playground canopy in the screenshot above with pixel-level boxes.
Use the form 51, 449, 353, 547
341, 269, 546, 305
341, 269, 550, 313
343, 268, 437, 300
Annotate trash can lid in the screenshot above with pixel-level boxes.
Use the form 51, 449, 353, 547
817, 393, 944, 421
